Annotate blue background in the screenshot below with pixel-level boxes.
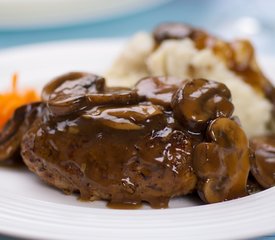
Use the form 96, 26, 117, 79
0, 0, 275, 239
1, 0, 275, 54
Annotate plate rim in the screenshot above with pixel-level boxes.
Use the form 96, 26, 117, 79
0, 39, 275, 240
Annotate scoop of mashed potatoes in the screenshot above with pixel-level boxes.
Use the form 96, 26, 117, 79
106, 33, 273, 137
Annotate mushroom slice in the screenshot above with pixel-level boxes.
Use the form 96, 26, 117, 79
172, 78, 234, 133
250, 134, 275, 188
42, 72, 143, 117
0, 102, 42, 161
82, 104, 163, 130
153, 22, 212, 49
135, 76, 185, 108
42, 72, 105, 116
86, 87, 142, 106
153, 22, 193, 44
193, 118, 250, 203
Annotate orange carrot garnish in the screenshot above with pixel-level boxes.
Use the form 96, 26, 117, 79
0, 73, 40, 130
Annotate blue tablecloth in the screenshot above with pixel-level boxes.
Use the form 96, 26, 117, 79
0, 0, 275, 239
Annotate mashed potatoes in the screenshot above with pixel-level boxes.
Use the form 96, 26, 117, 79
106, 33, 273, 137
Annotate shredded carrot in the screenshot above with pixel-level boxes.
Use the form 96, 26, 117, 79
0, 73, 40, 130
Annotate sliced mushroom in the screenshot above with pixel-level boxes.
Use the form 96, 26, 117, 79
153, 22, 213, 49
42, 72, 105, 116
42, 72, 105, 102
250, 134, 275, 188
153, 23, 193, 44
0, 102, 42, 161
193, 118, 250, 203
43, 72, 142, 117
86, 87, 142, 106
171, 78, 234, 133
135, 76, 186, 108
82, 103, 163, 130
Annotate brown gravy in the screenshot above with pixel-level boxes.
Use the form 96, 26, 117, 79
107, 202, 143, 210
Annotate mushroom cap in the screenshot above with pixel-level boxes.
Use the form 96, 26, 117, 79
42, 72, 142, 117
42, 72, 105, 116
152, 22, 214, 49
171, 78, 234, 133
42, 72, 105, 102
82, 103, 163, 130
153, 22, 193, 44
250, 134, 275, 188
86, 87, 141, 106
135, 76, 186, 108
193, 117, 250, 203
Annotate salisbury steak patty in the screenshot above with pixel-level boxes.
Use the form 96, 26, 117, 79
19, 72, 199, 208
21, 104, 196, 208
1, 72, 252, 207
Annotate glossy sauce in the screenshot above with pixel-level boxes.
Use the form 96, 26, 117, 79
1, 73, 255, 207
153, 23, 275, 105
107, 202, 143, 210
26, 99, 197, 208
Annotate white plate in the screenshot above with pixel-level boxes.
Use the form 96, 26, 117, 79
0, 39, 275, 240
0, 0, 169, 29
